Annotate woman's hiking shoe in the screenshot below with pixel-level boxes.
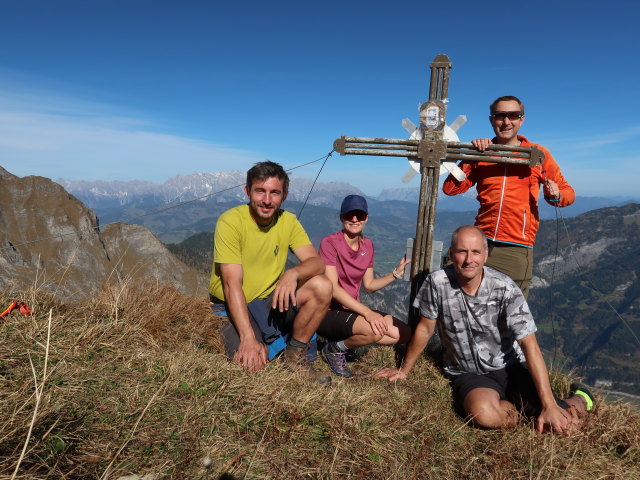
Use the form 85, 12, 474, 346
571, 382, 595, 412
321, 343, 355, 378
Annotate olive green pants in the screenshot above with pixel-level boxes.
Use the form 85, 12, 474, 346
486, 242, 533, 299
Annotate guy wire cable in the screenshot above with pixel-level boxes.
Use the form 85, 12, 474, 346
540, 175, 565, 366
548, 201, 561, 366
296, 150, 333, 220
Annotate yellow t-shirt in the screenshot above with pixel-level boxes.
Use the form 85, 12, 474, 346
209, 204, 311, 302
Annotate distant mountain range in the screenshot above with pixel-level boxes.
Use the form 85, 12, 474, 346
377, 186, 637, 219
58, 171, 639, 243
60, 172, 638, 214
57, 172, 366, 211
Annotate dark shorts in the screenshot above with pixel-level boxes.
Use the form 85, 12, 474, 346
214, 292, 298, 359
450, 363, 569, 418
316, 308, 387, 341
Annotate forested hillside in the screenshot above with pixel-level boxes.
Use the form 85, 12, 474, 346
530, 203, 640, 395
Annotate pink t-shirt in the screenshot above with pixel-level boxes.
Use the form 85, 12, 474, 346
319, 231, 374, 308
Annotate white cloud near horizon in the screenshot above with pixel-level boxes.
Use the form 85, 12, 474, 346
548, 124, 640, 144
565, 160, 640, 198
534, 127, 640, 197
0, 86, 265, 182
542, 126, 640, 161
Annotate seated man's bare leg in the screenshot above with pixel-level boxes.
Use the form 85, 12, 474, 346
291, 274, 332, 343
463, 387, 519, 429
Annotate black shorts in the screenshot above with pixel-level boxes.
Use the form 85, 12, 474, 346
316, 308, 387, 341
450, 363, 569, 418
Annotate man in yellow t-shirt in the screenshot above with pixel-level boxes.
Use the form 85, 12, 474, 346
210, 161, 332, 384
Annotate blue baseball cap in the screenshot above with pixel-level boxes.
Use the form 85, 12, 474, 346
340, 195, 368, 215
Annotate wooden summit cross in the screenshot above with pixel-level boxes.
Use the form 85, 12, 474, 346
333, 53, 545, 316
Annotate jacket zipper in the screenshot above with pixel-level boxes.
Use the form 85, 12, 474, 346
493, 166, 507, 240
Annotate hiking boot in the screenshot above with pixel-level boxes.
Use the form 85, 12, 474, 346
284, 345, 332, 385
321, 343, 355, 378
570, 382, 596, 412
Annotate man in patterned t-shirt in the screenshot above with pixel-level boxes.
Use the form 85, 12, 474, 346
375, 225, 594, 434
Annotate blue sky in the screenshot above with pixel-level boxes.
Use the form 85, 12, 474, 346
1, 0, 638, 197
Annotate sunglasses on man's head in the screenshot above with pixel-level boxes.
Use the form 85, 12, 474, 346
491, 111, 523, 120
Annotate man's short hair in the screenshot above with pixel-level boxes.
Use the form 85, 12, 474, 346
246, 161, 290, 195
490, 95, 525, 115
450, 225, 488, 250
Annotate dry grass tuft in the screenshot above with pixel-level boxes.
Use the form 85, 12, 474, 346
91, 280, 224, 353
1, 282, 639, 479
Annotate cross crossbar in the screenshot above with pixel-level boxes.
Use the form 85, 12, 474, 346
334, 136, 544, 167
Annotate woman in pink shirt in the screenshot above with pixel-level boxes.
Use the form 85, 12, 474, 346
317, 195, 411, 378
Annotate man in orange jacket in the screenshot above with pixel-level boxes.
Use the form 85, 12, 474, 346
442, 96, 575, 298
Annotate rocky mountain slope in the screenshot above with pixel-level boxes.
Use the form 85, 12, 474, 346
0, 167, 207, 299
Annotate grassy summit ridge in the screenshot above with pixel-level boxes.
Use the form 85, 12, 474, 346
1, 283, 638, 479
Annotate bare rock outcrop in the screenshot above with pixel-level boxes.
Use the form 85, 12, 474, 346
0, 168, 207, 299
101, 222, 208, 295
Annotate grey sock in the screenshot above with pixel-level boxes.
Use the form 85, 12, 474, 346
328, 341, 348, 353
336, 341, 348, 352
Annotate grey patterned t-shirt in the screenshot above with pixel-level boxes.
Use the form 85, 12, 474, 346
413, 265, 537, 377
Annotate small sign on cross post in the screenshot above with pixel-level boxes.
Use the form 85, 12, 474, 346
333, 53, 545, 321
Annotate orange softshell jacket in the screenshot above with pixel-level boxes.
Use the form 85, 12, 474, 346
442, 135, 575, 247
